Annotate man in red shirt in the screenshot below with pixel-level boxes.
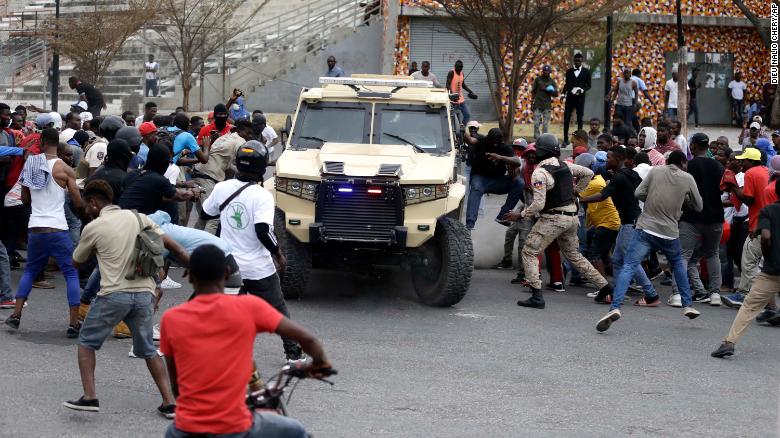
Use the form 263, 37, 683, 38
160, 244, 332, 438
724, 147, 768, 307
196, 103, 232, 148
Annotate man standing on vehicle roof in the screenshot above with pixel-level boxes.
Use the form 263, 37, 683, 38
504, 133, 614, 310
446, 60, 477, 125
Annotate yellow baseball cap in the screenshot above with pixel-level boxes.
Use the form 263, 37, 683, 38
735, 147, 762, 161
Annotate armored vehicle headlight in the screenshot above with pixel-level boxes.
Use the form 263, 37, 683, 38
277, 177, 319, 201
403, 184, 448, 205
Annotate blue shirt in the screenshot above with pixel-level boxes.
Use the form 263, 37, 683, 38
169, 127, 200, 164
138, 143, 149, 163
326, 66, 344, 77
147, 210, 232, 258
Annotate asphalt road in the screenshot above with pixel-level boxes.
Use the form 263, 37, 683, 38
1, 264, 779, 437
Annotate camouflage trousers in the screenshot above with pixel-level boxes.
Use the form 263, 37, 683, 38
521, 213, 608, 290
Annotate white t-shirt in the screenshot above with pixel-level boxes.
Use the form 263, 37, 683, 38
411, 71, 441, 87
202, 179, 276, 280
728, 80, 746, 100
164, 163, 180, 185
145, 61, 159, 80
675, 134, 689, 158
262, 126, 278, 147
135, 115, 145, 127
664, 79, 688, 109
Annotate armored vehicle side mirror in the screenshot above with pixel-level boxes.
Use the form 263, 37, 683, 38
281, 115, 292, 149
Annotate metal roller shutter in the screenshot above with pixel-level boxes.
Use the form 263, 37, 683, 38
409, 17, 497, 121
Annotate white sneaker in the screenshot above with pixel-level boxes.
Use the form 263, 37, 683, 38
709, 292, 722, 306
683, 307, 701, 319
160, 278, 182, 289
586, 291, 599, 298
667, 293, 682, 308
128, 347, 164, 358
596, 309, 621, 332
153, 324, 160, 341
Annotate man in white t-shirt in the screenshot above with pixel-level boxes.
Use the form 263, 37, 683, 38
728, 72, 747, 127
144, 55, 160, 97
664, 70, 688, 120
201, 140, 304, 362
411, 61, 441, 87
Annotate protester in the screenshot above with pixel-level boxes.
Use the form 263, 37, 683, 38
608, 68, 638, 132
446, 60, 477, 125
63, 180, 187, 416
728, 72, 747, 127
135, 102, 158, 127
411, 61, 441, 87
144, 54, 160, 97
638, 127, 666, 166
587, 118, 601, 151
325, 56, 344, 77
4, 128, 84, 336
160, 244, 332, 437
196, 104, 232, 148
663, 70, 687, 119
595, 151, 702, 332
531, 65, 558, 138
69, 77, 106, 116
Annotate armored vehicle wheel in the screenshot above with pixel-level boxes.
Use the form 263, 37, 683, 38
411, 217, 473, 306
274, 209, 311, 299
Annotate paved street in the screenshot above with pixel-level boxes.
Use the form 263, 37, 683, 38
1, 262, 779, 438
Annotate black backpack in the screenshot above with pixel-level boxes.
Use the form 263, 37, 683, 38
156, 127, 183, 149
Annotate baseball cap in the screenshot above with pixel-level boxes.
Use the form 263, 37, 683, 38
750, 121, 761, 130
735, 147, 762, 161
573, 145, 588, 156
466, 120, 481, 129
690, 132, 709, 146
753, 115, 763, 124
80, 111, 93, 123
138, 121, 157, 136
70, 101, 88, 112
512, 138, 528, 149
34, 113, 53, 128
542, 64, 551, 72
773, 130, 780, 137
49, 112, 62, 129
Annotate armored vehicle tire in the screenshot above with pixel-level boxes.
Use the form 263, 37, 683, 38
274, 209, 311, 299
411, 217, 474, 307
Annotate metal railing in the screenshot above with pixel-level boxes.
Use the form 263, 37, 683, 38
0, 37, 48, 94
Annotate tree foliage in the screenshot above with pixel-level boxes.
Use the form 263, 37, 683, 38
420, 0, 632, 139
41, 0, 155, 85
152, 0, 267, 111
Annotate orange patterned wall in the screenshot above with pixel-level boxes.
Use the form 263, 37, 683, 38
400, 0, 770, 17
393, 16, 411, 75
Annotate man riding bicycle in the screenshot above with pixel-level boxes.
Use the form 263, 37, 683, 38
160, 244, 333, 437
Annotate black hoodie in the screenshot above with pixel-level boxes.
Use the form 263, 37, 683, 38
87, 139, 131, 203
601, 167, 642, 224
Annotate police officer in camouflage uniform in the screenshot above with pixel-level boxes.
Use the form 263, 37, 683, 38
505, 134, 614, 309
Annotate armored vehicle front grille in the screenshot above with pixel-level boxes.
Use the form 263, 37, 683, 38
316, 179, 403, 243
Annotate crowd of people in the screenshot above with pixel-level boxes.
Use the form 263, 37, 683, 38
463, 107, 780, 358
0, 86, 333, 437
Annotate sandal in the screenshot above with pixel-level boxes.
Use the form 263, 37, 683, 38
634, 296, 660, 307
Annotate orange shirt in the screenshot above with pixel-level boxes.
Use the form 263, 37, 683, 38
160, 294, 283, 434
450, 70, 465, 104
743, 165, 769, 231
765, 180, 778, 205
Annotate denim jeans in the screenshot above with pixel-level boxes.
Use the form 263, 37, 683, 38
452, 102, 471, 125
145, 79, 159, 97
0, 239, 12, 301
673, 222, 722, 295
81, 268, 101, 304
611, 229, 688, 311
665, 108, 678, 119
611, 224, 657, 299
732, 98, 744, 126
719, 242, 734, 289
465, 174, 524, 229
165, 411, 307, 438
16, 231, 80, 307
79, 292, 157, 358
463, 164, 485, 217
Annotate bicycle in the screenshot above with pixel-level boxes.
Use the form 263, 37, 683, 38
249, 362, 337, 417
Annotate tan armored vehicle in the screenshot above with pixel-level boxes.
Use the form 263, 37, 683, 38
267, 75, 473, 306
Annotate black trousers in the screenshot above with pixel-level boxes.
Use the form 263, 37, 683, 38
563, 94, 585, 142
241, 274, 301, 356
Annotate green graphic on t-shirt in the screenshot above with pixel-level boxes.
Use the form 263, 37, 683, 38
228, 202, 249, 229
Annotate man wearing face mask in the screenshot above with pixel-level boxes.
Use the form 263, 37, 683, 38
462, 127, 524, 230
197, 104, 233, 149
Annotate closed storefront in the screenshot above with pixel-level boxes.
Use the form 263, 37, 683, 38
408, 18, 497, 121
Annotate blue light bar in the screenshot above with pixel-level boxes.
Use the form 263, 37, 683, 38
338, 187, 353, 193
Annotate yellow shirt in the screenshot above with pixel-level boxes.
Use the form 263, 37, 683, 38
580, 175, 621, 231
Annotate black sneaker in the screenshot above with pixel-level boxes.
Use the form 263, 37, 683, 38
546, 282, 565, 293
63, 396, 100, 412
711, 342, 735, 358
285, 346, 306, 364
492, 261, 513, 270
510, 273, 526, 284
157, 404, 176, 419
756, 309, 777, 323
4, 315, 20, 330
67, 323, 81, 339
692, 292, 711, 304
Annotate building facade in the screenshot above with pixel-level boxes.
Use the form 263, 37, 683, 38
388, 0, 771, 125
